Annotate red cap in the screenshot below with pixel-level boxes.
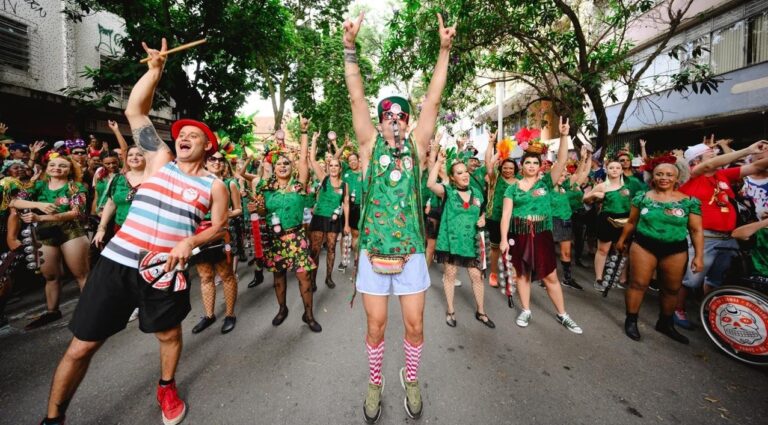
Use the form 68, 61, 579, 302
171, 119, 218, 155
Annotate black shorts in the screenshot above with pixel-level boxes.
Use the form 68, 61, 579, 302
596, 212, 629, 243
634, 233, 688, 258
69, 256, 191, 341
426, 216, 440, 240
309, 214, 343, 233
349, 204, 361, 230
486, 219, 501, 246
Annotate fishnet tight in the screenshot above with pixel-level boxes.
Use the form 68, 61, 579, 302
442, 264, 486, 314
196, 259, 238, 317
309, 230, 338, 284
273, 270, 316, 319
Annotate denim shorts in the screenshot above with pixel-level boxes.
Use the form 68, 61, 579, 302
356, 251, 430, 296
682, 232, 739, 289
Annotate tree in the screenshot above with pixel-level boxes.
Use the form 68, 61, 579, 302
381, 0, 722, 148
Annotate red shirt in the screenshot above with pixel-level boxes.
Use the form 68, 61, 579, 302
679, 167, 740, 232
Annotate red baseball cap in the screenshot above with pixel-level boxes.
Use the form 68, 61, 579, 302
171, 119, 218, 155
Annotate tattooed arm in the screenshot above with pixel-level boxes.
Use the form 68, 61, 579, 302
124, 38, 173, 174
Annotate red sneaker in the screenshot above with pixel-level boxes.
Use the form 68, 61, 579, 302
156, 382, 187, 425
489, 273, 499, 288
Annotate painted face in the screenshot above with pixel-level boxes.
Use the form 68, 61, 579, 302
606, 161, 622, 178
348, 154, 359, 170
328, 159, 341, 177
103, 157, 120, 173
175, 125, 209, 162
652, 164, 678, 189
46, 157, 71, 178
126, 148, 145, 170
522, 157, 541, 177
274, 156, 292, 179
500, 161, 516, 179
451, 163, 470, 187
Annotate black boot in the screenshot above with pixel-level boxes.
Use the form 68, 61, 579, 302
655, 314, 689, 344
624, 313, 640, 341
248, 269, 264, 288
272, 305, 289, 326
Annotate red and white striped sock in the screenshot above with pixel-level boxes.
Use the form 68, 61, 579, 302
366, 339, 385, 386
404, 339, 423, 383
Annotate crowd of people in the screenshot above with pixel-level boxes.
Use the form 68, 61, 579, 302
0, 13, 767, 425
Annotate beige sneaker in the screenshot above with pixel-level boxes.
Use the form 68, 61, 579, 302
363, 376, 384, 424
399, 367, 422, 419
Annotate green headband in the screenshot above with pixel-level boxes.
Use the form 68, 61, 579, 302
377, 96, 411, 122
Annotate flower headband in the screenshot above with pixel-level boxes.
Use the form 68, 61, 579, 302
1, 159, 24, 174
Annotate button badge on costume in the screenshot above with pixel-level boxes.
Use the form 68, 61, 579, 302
379, 154, 391, 168
403, 157, 413, 170
390, 170, 402, 182
182, 188, 199, 202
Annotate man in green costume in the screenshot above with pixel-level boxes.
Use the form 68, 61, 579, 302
343, 11, 456, 424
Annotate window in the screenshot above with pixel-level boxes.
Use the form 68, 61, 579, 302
711, 21, 746, 74
0, 15, 30, 71
748, 11, 768, 65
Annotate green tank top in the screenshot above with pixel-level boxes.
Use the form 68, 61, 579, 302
436, 184, 483, 258
550, 184, 572, 220
343, 169, 362, 205
32, 180, 87, 214
359, 135, 424, 255
487, 176, 513, 221
633, 193, 701, 242
314, 177, 344, 218
752, 228, 768, 277
107, 174, 138, 226
602, 184, 632, 214
261, 180, 307, 229
503, 173, 554, 234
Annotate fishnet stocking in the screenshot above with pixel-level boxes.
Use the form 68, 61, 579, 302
213, 259, 238, 317
468, 267, 486, 314
296, 271, 315, 319
273, 271, 287, 308
324, 232, 338, 279
309, 230, 325, 286
442, 264, 458, 313
196, 263, 216, 318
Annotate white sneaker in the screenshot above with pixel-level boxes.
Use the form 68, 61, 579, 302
128, 308, 139, 322
516, 309, 531, 327
454, 279, 462, 287
557, 313, 583, 334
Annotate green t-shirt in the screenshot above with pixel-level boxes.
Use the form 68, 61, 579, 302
106, 174, 138, 226
487, 176, 513, 222
94, 175, 112, 210
261, 181, 308, 229
752, 228, 768, 277
550, 184, 573, 220
469, 165, 487, 200
360, 136, 424, 255
602, 185, 632, 215
503, 173, 554, 233
436, 184, 483, 258
633, 193, 701, 242
343, 169, 362, 205
314, 177, 344, 218
31, 180, 87, 214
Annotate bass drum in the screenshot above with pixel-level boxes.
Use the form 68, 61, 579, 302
700, 286, 768, 366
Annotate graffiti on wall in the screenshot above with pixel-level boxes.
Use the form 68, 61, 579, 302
96, 24, 124, 57
1, 0, 47, 18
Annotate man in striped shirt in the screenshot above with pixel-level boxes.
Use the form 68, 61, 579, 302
40, 39, 229, 425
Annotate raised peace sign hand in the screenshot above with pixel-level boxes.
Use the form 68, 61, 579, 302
141, 38, 168, 70
559, 116, 570, 136
437, 13, 457, 49
343, 12, 364, 49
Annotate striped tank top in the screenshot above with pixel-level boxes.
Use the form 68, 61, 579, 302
102, 162, 216, 268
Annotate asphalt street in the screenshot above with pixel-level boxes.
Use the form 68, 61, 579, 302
1, 253, 767, 425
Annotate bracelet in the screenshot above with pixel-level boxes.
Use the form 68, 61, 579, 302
343, 48, 357, 54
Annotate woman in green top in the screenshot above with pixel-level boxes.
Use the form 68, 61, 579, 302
19, 154, 89, 330
499, 117, 583, 334
429, 152, 495, 328
90, 152, 121, 216
308, 132, 350, 290
256, 118, 321, 332
343, 151, 362, 262
484, 132, 519, 288
616, 162, 704, 343
583, 159, 633, 290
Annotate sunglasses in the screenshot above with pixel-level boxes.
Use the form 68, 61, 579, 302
383, 111, 409, 122
71, 150, 86, 155
207, 157, 225, 163
618, 158, 630, 162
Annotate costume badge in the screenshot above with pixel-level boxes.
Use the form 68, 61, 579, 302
182, 188, 199, 202
403, 157, 413, 170
379, 155, 391, 168
390, 170, 402, 182
718, 181, 730, 190
641, 207, 649, 215
620, 188, 630, 196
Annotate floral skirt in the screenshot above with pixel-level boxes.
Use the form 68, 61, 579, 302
264, 227, 316, 273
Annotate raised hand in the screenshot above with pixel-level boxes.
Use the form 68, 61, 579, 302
489, 130, 497, 144
748, 140, 768, 155
141, 38, 168, 70
30, 140, 46, 154
311, 131, 320, 145
436, 13, 457, 49
107, 120, 119, 131
300, 115, 310, 132
343, 11, 364, 49
639, 139, 646, 148
559, 116, 570, 136
0, 122, 7, 135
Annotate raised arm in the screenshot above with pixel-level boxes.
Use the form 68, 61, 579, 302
411, 13, 456, 154
691, 140, 766, 178
124, 38, 173, 174
549, 116, 570, 184
733, 217, 768, 240
108, 120, 130, 160
308, 131, 327, 181
297, 116, 310, 185
343, 12, 376, 149
739, 153, 768, 178
570, 146, 591, 186
427, 151, 447, 199
639, 139, 648, 162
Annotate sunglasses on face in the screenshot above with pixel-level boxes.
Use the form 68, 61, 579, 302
619, 158, 630, 162
207, 157, 225, 163
71, 150, 86, 155
383, 111, 409, 122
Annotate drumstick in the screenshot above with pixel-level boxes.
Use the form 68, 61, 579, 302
139, 38, 207, 63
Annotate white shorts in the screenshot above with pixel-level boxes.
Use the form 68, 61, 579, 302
356, 251, 430, 296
